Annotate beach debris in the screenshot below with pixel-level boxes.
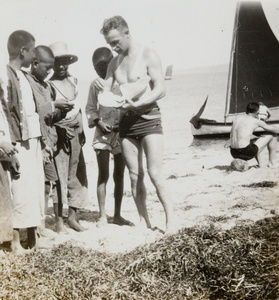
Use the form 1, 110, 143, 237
230, 159, 249, 172
0, 217, 278, 299
242, 181, 277, 188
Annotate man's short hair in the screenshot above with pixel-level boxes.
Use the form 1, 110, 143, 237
246, 102, 260, 114
100, 16, 129, 35
7, 30, 35, 60
92, 47, 113, 67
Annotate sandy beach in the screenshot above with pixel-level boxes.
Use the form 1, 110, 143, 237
40, 71, 279, 254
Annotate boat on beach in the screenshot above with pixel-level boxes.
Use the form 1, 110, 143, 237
190, 1, 279, 138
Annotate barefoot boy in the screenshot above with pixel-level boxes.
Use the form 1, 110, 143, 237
26, 45, 68, 234
6, 30, 44, 252
230, 102, 279, 168
48, 42, 88, 232
86, 47, 130, 227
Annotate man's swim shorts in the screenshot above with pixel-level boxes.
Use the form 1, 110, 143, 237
119, 110, 163, 140
230, 143, 259, 161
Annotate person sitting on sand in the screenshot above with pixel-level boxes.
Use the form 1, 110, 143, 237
258, 102, 271, 122
86, 47, 132, 227
94, 16, 174, 233
230, 102, 279, 168
48, 42, 88, 232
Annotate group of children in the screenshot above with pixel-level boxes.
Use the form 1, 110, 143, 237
0, 30, 130, 253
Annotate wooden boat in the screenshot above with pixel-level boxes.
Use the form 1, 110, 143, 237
190, 1, 279, 138
165, 65, 173, 80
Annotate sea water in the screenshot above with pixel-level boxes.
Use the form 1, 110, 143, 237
78, 69, 230, 159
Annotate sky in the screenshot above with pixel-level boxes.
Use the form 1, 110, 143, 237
0, 0, 279, 81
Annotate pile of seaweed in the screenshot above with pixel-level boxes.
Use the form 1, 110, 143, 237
1, 216, 278, 300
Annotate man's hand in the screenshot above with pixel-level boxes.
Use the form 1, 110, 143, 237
0, 141, 18, 157
97, 120, 112, 134
54, 99, 75, 112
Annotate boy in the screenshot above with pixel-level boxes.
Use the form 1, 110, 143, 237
6, 30, 44, 252
86, 47, 130, 227
49, 42, 88, 232
26, 45, 68, 234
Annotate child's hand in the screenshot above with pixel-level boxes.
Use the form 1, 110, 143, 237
10, 155, 20, 178
42, 146, 52, 163
94, 78, 106, 91
97, 120, 112, 134
0, 141, 18, 157
54, 99, 74, 112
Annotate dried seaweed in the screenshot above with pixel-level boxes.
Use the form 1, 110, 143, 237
0, 216, 278, 300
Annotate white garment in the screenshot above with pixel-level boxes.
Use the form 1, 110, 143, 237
11, 138, 44, 228
0, 100, 10, 142
16, 70, 41, 138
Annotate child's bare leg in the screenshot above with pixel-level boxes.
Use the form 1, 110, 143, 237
11, 229, 25, 253
37, 181, 55, 238
96, 150, 109, 227
68, 206, 86, 232
53, 202, 67, 233
27, 227, 36, 249
113, 153, 133, 226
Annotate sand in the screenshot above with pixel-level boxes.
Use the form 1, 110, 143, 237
42, 117, 279, 255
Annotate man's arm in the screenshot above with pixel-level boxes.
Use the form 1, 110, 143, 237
257, 119, 279, 134
123, 48, 165, 110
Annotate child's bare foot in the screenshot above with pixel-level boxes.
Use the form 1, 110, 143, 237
67, 219, 87, 232
37, 226, 56, 239
11, 242, 26, 255
113, 216, 134, 226
96, 217, 108, 228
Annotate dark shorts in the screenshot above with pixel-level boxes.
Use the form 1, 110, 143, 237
119, 111, 163, 140
230, 143, 259, 161
44, 160, 58, 182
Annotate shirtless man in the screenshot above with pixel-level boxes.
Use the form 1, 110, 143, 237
230, 102, 279, 168
95, 16, 174, 233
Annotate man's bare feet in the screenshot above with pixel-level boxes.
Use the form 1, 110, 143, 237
67, 219, 87, 232
164, 224, 176, 235
268, 163, 277, 169
96, 217, 108, 228
113, 216, 134, 226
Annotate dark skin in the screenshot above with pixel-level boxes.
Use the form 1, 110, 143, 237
92, 55, 131, 227
49, 59, 86, 232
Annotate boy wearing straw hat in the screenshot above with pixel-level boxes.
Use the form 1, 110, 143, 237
48, 42, 88, 232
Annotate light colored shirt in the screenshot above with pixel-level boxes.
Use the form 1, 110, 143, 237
16, 70, 41, 139
86, 80, 121, 128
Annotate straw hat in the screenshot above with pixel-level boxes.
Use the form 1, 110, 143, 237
48, 42, 78, 64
